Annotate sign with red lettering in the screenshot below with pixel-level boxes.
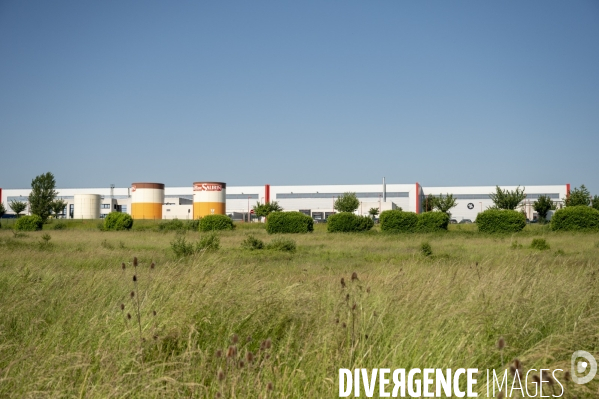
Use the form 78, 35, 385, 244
193, 183, 222, 192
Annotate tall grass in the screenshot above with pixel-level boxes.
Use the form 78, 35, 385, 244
0, 223, 598, 397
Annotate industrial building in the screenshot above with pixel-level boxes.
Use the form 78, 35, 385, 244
0, 182, 570, 222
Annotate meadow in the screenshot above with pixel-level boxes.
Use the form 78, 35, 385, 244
0, 221, 598, 398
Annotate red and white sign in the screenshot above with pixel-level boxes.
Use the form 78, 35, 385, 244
194, 183, 223, 192
131, 185, 136, 192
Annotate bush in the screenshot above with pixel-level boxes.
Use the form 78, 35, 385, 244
104, 212, 134, 231
417, 212, 449, 232
266, 237, 296, 252
199, 215, 235, 232
476, 209, 526, 233
241, 234, 265, 250
420, 241, 433, 256
159, 219, 199, 232
52, 222, 67, 230
14, 215, 43, 231
380, 210, 418, 233
327, 213, 374, 232
171, 235, 195, 257
266, 212, 314, 234
551, 206, 599, 232
530, 238, 550, 251
197, 232, 220, 252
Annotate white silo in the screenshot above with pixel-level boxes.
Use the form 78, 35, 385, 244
73, 194, 101, 219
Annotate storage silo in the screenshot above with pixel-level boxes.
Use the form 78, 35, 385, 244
131, 183, 165, 219
193, 182, 226, 218
73, 194, 101, 219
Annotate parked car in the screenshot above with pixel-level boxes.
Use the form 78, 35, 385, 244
459, 219, 473, 224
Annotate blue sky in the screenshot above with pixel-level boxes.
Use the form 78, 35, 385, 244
1, 1, 598, 194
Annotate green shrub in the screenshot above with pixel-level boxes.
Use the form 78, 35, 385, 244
380, 210, 418, 233
241, 234, 265, 250
530, 238, 550, 251
476, 209, 526, 233
266, 237, 296, 252
158, 219, 199, 232
197, 232, 220, 252
14, 215, 43, 231
551, 206, 599, 232
199, 215, 235, 232
171, 235, 195, 257
104, 212, 134, 231
52, 222, 67, 230
417, 212, 449, 232
420, 241, 433, 256
326, 213, 374, 232
266, 212, 314, 234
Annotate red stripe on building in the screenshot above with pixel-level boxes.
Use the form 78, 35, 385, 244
415, 182, 420, 214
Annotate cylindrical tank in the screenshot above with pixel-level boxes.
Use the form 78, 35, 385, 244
73, 194, 101, 219
193, 182, 226, 218
131, 183, 165, 220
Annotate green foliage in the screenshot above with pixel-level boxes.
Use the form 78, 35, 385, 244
9, 200, 27, 217
476, 209, 526, 233
252, 201, 283, 218
533, 195, 556, 220
266, 237, 296, 252
28, 172, 58, 222
592, 195, 599, 211
0, 202, 5, 218
326, 213, 374, 232
266, 211, 314, 234
565, 185, 591, 207
52, 222, 67, 230
489, 186, 526, 210
551, 206, 599, 232
432, 193, 458, 215
423, 194, 435, 212
416, 211, 449, 232
420, 241, 433, 256
530, 238, 550, 251
199, 215, 235, 232
333, 192, 360, 213
241, 234, 265, 250
197, 232, 220, 252
170, 235, 195, 257
14, 215, 44, 231
50, 199, 67, 219
379, 210, 418, 233
104, 212, 134, 231
368, 208, 379, 219
158, 219, 199, 232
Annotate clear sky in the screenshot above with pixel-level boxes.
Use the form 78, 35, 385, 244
1, 1, 598, 194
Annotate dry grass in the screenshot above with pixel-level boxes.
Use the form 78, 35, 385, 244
0, 223, 598, 397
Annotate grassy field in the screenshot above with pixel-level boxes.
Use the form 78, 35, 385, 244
0, 221, 598, 398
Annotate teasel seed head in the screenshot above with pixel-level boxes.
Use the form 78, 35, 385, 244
133, 257, 138, 267
532, 374, 540, 384
267, 382, 273, 391
215, 349, 222, 358
366, 287, 371, 293
265, 338, 271, 349
150, 262, 155, 269
226, 345, 237, 358
133, 275, 137, 282
497, 392, 504, 399
564, 371, 571, 382
121, 263, 126, 270
335, 318, 339, 324
120, 303, 125, 311
345, 293, 350, 302
246, 335, 252, 343
152, 310, 156, 316
340, 277, 346, 288
246, 351, 254, 363
352, 303, 356, 311
497, 337, 505, 350
215, 392, 222, 398
130, 291, 135, 298
513, 358, 521, 370
351, 272, 358, 281
127, 313, 132, 320
231, 334, 239, 344
217, 369, 225, 381
509, 366, 516, 376
239, 360, 245, 368
342, 322, 347, 328
153, 335, 158, 340
265, 353, 270, 360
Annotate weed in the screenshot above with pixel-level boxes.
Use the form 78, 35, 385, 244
52, 222, 66, 230
197, 232, 220, 252
38, 233, 53, 250
241, 234, 265, 250
530, 238, 550, 251
266, 237, 296, 252
511, 239, 522, 249
101, 239, 114, 250
420, 241, 433, 256
170, 235, 195, 257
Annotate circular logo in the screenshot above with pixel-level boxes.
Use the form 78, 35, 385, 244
467, 203, 474, 210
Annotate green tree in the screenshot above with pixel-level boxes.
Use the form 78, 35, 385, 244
0, 203, 5, 226
368, 207, 379, 220
592, 195, 599, 211
489, 186, 526, 210
533, 195, 556, 221
565, 184, 591, 207
28, 172, 58, 222
50, 199, 67, 219
334, 192, 359, 213
433, 193, 458, 215
9, 200, 27, 217
252, 201, 283, 218
423, 194, 435, 212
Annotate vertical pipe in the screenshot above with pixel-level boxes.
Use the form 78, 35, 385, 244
265, 184, 270, 204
